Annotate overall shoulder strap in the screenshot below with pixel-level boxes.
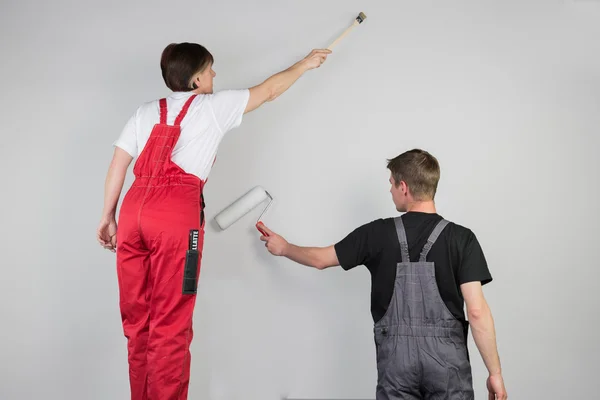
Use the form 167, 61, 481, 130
419, 219, 449, 262
174, 95, 197, 126
159, 98, 167, 124
394, 216, 410, 263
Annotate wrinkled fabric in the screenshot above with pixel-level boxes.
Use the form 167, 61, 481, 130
374, 218, 474, 400
116, 95, 204, 400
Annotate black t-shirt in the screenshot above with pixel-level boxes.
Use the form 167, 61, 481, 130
334, 212, 492, 324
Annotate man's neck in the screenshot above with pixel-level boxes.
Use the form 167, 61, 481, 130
406, 201, 437, 214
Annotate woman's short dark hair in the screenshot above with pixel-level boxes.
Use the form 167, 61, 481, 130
160, 42, 214, 92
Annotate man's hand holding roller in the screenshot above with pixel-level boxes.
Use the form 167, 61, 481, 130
259, 224, 340, 270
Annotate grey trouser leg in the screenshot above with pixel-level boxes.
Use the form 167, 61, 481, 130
376, 336, 421, 400
419, 337, 474, 400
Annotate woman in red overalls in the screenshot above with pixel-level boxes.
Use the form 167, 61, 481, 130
97, 42, 330, 400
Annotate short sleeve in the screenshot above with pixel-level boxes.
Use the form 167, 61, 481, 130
112, 112, 138, 158
208, 89, 250, 134
334, 219, 385, 271
458, 231, 493, 286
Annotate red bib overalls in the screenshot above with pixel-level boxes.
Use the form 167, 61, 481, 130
116, 95, 205, 400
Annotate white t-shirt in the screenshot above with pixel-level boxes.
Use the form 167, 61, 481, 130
113, 89, 250, 181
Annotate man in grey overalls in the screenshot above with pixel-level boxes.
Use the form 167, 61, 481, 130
259, 149, 508, 399
373, 217, 472, 398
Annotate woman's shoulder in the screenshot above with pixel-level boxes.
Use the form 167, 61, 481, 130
207, 89, 250, 101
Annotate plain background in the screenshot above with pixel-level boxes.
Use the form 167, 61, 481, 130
1, 0, 599, 399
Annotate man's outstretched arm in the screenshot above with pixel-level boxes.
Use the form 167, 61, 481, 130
282, 243, 339, 270
258, 224, 340, 270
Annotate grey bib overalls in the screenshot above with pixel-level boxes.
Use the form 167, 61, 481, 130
374, 217, 474, 399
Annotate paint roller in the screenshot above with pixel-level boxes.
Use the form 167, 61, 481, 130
214, 186, 274, 236
327, 12, 367, 50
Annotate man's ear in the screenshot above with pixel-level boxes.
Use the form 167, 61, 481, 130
400, 181, 409, 195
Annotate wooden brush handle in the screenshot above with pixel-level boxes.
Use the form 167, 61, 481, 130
327, 20, 359, 50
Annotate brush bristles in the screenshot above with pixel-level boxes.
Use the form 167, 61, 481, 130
356, 12, 367, 23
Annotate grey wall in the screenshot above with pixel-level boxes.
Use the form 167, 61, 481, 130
1, 0, 599, 399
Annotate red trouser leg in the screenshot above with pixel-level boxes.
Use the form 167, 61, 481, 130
143, 185, 203, 400
117, 190, 152, 400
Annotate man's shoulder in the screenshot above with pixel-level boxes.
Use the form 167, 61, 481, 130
440, 219, 481, 251
345, 218, 396, 241
358, 217, 392, 228
374, 217, 401, 233
445, 219, 474, 236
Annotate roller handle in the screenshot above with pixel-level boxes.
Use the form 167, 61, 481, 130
256, 221, 269, 237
